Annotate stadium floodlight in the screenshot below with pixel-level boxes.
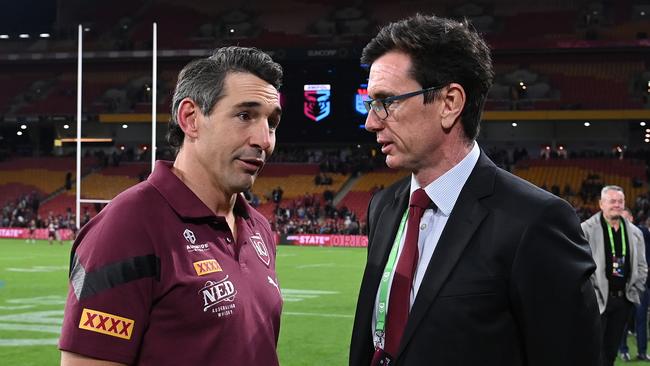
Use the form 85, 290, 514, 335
645, 138, 649, 143
641, 121, 647, 126
16, 131, 22, 136
39, 33, 50, 38
645, 133, 650, 138
0, 34, 9, 39
19, 34, 29, 39
20, 124, 27, 130
63, 124, 69, 129
511, 122, 518, 127
584, 122, 591, 127
122, 124, 128, 129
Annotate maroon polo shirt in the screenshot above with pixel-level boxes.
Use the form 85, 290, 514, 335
59, 160, 282, 365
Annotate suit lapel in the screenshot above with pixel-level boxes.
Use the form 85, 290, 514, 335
368, 181, 410, 271
397, 153, 497, 357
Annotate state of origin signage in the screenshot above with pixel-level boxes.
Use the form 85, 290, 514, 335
303, 84, 331, 122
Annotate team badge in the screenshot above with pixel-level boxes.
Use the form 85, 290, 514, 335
78, 308, 134, 340
304, 84, 331, 122
355, 87, 369, 115
250, 233, 270, 267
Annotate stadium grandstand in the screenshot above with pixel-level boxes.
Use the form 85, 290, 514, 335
2, 0, 650, 237
1, 0, 650, 364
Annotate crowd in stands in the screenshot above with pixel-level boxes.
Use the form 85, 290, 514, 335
269, 193, 362, 236
1, 192, 79, 235
4, 144, 650, 236
1, 192, 41, 228
268, 145, 385, 176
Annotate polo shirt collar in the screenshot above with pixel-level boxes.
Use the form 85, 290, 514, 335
148, 160, 251, 220
410, 142, 480, 216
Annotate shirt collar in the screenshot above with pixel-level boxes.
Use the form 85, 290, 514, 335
410, 142, 480, 216
148, 160, 251, 220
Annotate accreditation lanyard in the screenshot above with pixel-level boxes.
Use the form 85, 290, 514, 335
374, 209, 409, 348
606, 220, 627, 257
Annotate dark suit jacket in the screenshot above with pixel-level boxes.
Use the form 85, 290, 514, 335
350, 153, 601, 366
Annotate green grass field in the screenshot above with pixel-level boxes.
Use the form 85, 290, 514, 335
0, 239, 366, 365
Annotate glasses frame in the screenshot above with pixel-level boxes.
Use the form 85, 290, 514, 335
363, 85, 445, 120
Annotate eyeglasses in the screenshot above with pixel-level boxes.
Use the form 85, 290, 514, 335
363, 85, 445, 120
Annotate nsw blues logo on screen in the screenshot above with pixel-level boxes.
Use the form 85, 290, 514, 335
304, 84, 331, 122
355, 86, 369, 115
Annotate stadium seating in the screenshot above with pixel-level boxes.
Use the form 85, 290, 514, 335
252, 163, 348, 201
337, 168, 408, 220
513, 158, 646, 210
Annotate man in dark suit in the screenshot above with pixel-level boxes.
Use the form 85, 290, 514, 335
350, 14, 601, 366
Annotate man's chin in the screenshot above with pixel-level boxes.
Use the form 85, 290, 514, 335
384, 156, 403, 169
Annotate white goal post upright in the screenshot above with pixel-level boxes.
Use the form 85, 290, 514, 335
75, 25, 82, 230
151, 22, 157, 172
75, 23, 158, 230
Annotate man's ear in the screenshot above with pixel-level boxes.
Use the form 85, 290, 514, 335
177, 98, 200, 140
440, 83, 466, 130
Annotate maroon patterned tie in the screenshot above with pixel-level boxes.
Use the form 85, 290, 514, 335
383, 188, 432, 358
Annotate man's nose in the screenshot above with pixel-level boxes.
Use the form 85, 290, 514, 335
365, 112, 383, 132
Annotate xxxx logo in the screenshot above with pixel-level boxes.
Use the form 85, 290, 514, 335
78, 308, 135, 340
193, 259, 223, 276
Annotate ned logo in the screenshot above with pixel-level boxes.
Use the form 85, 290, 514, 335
304, 84, 331, 122
183, 229, 196, 244
200, 275, 237, 312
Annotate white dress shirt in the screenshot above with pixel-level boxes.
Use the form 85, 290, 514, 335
372, 142, 481, 346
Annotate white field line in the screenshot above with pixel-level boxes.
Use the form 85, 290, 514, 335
283, 311, 353, 318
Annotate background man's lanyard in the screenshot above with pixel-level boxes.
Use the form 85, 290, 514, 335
606, 220, 626, 257
374, 210, 409, 348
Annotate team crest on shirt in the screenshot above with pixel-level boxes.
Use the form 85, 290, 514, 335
199, 275, 237, 318
250, 233, 270, 267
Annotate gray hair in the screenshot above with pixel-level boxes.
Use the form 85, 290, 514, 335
167, 46, 283, 152
600, 185, 624, 199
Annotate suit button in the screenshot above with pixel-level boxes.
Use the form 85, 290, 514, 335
420, 223, 427, 230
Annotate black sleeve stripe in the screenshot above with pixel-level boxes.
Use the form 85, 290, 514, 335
70, 253, 160, 301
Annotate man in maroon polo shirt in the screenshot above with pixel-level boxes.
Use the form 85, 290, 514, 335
59, 46, 284, 365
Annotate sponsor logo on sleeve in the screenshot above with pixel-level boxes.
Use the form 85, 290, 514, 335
78, 308, 134, 340
193, 259, 222, 276
250, 233, 270, 267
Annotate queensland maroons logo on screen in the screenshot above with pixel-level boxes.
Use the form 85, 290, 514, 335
304, 84, 331, 122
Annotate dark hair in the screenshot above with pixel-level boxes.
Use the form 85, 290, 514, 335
361, 14, 494, 140
167, 46, 283, 151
